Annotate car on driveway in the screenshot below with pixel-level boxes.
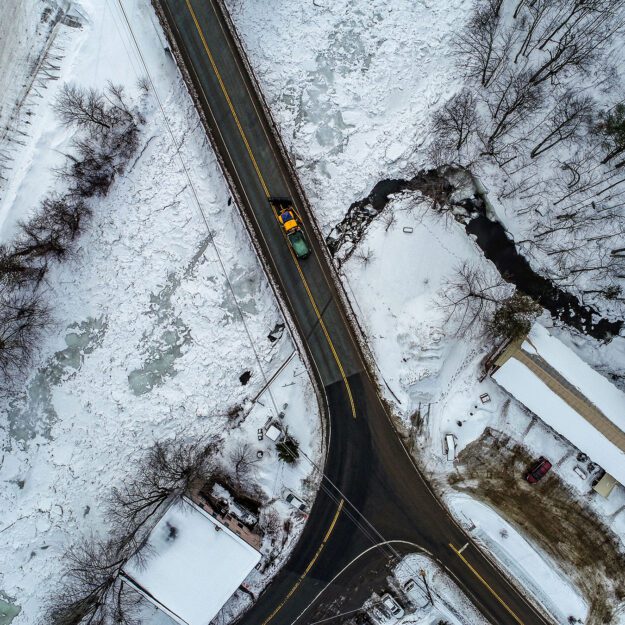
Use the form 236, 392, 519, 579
284, 491, 307, 512
526, 456, 552, 483
380, 593, 404, 620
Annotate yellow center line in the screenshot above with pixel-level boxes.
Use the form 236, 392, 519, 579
184, 0, 357, 419
261, 500, 344, 625
185, 0, 269, 196
449, 543, 526, 625
284, 243, 357, 418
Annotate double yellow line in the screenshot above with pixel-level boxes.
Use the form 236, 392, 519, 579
182, 2, 351, 621
261, 500, 344, 625
449, 543, 526, 625
184, 0, 356, 419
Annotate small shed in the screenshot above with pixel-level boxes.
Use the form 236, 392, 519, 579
445, 434, 456, 461
265, 424, 282, 442
593, 473, 618, 499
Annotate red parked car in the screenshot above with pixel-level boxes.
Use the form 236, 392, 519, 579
526, 457, 552, 483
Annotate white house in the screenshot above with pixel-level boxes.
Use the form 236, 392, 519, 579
122, 496, 261, 625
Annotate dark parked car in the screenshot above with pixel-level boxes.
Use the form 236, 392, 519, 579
526, 457, 552, 483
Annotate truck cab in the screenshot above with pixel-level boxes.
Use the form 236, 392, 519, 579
270, 197, 311, 259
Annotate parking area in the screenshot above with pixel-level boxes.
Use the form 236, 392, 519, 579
448, 428, 625, 625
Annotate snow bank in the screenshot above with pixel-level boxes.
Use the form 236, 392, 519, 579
447, 494, 587, 624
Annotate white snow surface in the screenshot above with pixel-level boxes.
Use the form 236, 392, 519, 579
493, 324, 625, 485
123, 498, 260, 625
447, 494, 587, 624
0, 1, 322, 623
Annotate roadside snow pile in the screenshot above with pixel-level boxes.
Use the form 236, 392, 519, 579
447, 494, 587, 624
0, 1, 322, 624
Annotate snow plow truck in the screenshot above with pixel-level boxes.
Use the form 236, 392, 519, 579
270, 197, 311, 259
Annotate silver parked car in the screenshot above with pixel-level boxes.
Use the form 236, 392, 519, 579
381, 593, 404, 620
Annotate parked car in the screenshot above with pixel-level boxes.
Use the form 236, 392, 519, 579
526, 456, 552, 483
403, 578, 428, 606
573, 465, 587, 480
380, 593, 404, 620
285, 491, 307, 512
444, 433, 456, 461
368, 604, 391, 625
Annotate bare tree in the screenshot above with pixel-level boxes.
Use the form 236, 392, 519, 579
432, 89, 479, 154
482, 70, 543, 154
530, 91, 594, 158
438, 262, 511, 335
596, 103, 625, 165
108, 436, 220, 551
0, 245, 46, 288
50, 536, 141, 625
381, 208, 396, 232
513, 0, 553, 61
229, 442, 258, 483
55, 83, 136, 138
454, 0, 512, 88
12, 197, 92, 263
353, 247, 375, 266
0, 284, 50, 380
524, 0, 625, 85
56, 82, 141, 197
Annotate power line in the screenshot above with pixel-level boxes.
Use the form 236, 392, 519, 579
111, 0, 435, 592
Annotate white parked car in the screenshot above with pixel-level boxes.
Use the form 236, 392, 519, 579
284, 491, 307, 512
403, 578, 429, 607
381, 593, 404, 620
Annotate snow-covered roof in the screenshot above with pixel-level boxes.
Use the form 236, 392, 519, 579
122, 497, 261, 625
493, 324, 625, 486
265, 424, 282, 441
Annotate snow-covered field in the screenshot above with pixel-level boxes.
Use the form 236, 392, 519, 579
0, 2, 322, 623
226, 0, 625, 622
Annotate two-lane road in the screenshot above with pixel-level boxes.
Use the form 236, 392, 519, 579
154, 2, 552, 624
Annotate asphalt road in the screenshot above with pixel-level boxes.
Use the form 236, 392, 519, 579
154, 2, 554, 625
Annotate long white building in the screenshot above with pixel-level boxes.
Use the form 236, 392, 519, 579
491, 324, 625, 494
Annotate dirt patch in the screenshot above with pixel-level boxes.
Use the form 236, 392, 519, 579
449, 428, 625, 624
